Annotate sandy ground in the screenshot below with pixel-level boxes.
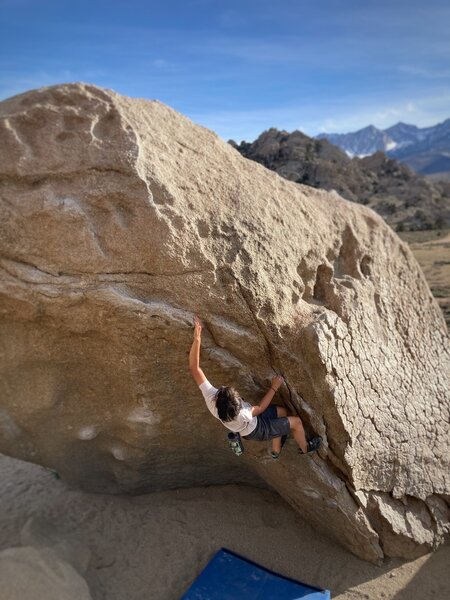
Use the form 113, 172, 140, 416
1, 454, 449, 599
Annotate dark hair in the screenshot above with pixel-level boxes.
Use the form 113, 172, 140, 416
215, 386, 241, 422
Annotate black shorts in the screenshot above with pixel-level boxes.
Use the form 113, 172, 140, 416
242, 405, 290, 442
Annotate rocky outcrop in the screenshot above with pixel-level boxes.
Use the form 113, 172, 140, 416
0, 518, 92, 600
230, 129, 450, 231
0, 83, 449, 564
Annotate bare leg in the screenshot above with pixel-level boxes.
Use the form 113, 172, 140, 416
271, 406, 288, 454
272, 437, 281, 453
287, 416, 307, 453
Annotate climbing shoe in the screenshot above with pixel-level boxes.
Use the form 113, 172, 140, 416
299, 436, 322, 455
308, 435, 322, 452
270, 434, 288, 460
307, 436, 322, 453
227, 432, 244, 456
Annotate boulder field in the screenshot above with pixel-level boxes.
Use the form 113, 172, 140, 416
0, 83, 448, 563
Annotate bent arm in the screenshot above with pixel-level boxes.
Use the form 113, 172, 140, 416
251, 375, 284, 417
189, 317, 207, 386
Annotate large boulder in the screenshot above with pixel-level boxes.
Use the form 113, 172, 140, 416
0, 83, 448, 564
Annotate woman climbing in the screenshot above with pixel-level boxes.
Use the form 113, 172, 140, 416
189, 316, 322, 458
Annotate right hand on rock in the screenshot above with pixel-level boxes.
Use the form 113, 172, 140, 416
271, 375, 284, 390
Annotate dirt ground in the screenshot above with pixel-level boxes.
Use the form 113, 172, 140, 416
1, 455, 449, 600
399, 228, 450, 328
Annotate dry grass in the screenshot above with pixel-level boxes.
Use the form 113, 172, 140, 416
398, 228, 450, 328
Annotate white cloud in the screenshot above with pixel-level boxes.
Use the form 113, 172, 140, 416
188, 105, 307, 143
151, 59, 170, 68
312, 94, 450, 134
397, 65, 450, 79
217, 10, 247, 27
0, 68, 108, 101
190, 91, 450, 141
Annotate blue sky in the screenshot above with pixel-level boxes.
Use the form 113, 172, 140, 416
1, 0, 449, 141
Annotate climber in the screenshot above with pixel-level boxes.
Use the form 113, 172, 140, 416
189, 316, 322, 458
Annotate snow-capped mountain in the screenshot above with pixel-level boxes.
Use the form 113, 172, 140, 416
316, 125, 396, 157
230, 128, 450, 232
384, 122, 423, 149
317, 118, 450, 175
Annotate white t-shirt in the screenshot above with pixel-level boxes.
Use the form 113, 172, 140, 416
199, 379, 257, 436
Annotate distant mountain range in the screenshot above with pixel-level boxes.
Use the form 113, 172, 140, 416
316, 119, 450, 177
230, 128, 450, 231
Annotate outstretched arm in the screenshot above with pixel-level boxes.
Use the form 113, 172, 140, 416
189, 316, 207, 386
251, 375, 284, 417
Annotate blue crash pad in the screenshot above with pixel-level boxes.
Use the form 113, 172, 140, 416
182, 548, 331, 599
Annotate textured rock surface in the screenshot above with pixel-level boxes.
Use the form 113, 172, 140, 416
230, 128, 450, 230
0, 83, 449, 563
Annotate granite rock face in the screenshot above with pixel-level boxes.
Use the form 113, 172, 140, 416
0, 83, 449, 563
230, 129, 450, 231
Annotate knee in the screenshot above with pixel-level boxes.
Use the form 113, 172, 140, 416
289, 416, 301, 429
